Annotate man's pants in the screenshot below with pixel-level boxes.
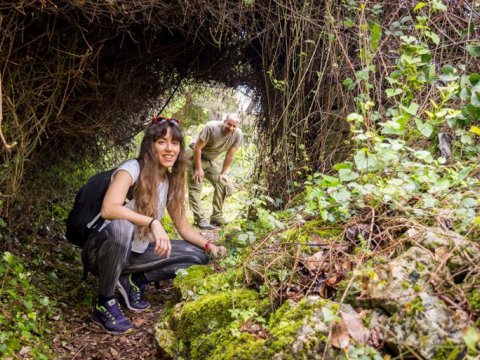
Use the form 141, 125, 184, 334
186, 149, 233, 223
81, 219, 209, 298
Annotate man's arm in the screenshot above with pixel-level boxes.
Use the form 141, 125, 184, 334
220, 146, 238, 177
193, 138, 207, 183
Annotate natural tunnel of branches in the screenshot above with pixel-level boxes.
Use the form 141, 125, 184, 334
0, 0, 478, 218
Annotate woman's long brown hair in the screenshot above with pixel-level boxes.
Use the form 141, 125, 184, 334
134, 121, 186, 237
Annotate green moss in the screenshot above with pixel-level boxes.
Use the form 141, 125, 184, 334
158, 300, 177, 322
188, 297, 341, 359
467, 288, 480, 311
173, 264, 214, 298
154, 326, 178, 358
335, 276, 362, 306
431, 340, 461, 360
173, 265, 245, 300
172, 289, 269, 343
267, 297, 339, 358
191, 328, 268, 360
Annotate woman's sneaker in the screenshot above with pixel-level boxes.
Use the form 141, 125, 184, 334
117, 274, 150, 312
92, 298, 133, 335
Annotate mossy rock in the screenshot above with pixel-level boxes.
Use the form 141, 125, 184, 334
408, 227, 480, 271
191, 328, 268, 360
154, 323, 178, 358
283, 220, 342, 244
385, 293, 470, 359
356, 246, 438, 314
188, 296, 342, 359
173, 264, 245, 300
171, 288, 269, 344
267, 297, 340, 359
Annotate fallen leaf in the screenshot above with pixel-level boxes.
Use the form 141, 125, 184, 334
110, 347, 119, 357
133, 317, 146, 327
345, 223, 370, 243
331, 321, 350, 349
342, 259, 352, 271
340, 311, 369, 344
304, 251, 326, 272
19, 346, 31, 356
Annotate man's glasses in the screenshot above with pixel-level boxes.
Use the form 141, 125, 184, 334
151, 116, 182, 127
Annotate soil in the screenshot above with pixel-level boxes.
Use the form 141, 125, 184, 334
52, 229, 219, 360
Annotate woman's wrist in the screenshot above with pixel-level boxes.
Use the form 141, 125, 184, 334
204, 240, 212, 252
149, 218, 157, 229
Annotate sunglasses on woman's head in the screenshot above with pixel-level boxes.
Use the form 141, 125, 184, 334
151, 116, 182, 127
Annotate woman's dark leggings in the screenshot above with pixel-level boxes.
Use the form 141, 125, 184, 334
88, 219, 208, 298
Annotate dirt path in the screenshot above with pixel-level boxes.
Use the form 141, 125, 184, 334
53, 229, 219, 360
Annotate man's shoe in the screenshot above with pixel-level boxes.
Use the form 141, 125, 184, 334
92, 298, 133, 335
210, 217, 226, 227
196, 219, 215, 230
117, 274, 150, 312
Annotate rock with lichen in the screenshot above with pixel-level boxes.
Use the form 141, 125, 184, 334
407, 227, 480, 271
385, 293, 470, 359
357, 246, 438, 314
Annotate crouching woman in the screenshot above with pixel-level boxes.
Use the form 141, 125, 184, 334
83, 116, 225, 334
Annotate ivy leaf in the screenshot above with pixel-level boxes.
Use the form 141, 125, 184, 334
426, 31, 440, 45
386, 88, 403, 98
440, 64, 458, 81
432, 0, 447, 12
422, 64, 436, 82
330, 187, 351, 203
467, 45, 480, 57
415, 118, 434, 138
457, 167, 471, 182
463, 104, 480, 120
370, 23, 382, 52
470, 73, 480, 85
471, 92, 480, 107
460, 88, 470, 101
354, 150, 378, 171
469, 125, 480, 137
413, 2, 426, 11
441, 64, 456, 75
338, 169, 359, 182
462, 197, 477, 208
414, 150, 434, 163
3, 252, 14, 263
400, 102, 419, 116
333, 162, 352, 170
343, 18, 355, 28
380, 114, 409, 135
23, 300, 33, 310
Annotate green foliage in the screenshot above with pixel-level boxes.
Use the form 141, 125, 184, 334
0, 252, 54, 359
228, 307, 266, 337
300, 0, 480, 235
462, 327, 480, 356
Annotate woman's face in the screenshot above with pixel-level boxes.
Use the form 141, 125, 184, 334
154, 127, 181, 169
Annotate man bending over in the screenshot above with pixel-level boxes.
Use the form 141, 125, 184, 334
187, 114, 243, 229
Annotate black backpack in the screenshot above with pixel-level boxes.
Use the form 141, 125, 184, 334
65, 168, 134, 248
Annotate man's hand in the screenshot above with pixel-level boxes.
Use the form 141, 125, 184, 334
219, 173, 229, 184
209, 244, 227, 258
193, 168, 205, 183
151, 220, 172, 257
